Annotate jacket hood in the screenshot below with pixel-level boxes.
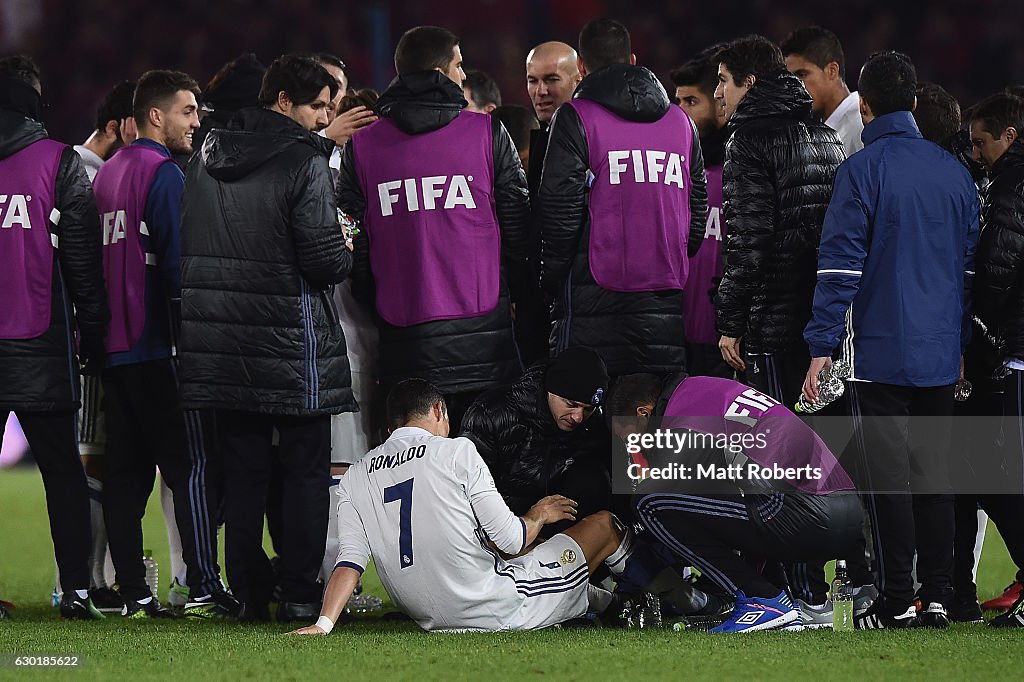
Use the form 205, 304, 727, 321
730, 71, 814, 128
991, 138, 1024, 178
202, 107, 333, 181
574, 64, 670, 123
0, 110, 47, 160
862, 110, 922, 147
376, 71, 466, 135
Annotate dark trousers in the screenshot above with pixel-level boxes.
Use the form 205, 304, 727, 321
745, 346, 809, 408
634, 489, 862, 599
848, 381, 955, 611
687, 342, 735, 380
102, 361, 222, 601
219, 410, 330, 608
1, 410, 91, 591
953, 371, 1024, 597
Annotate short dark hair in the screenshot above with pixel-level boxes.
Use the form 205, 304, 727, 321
258, 55, 338, 108
491, 104, 539, 153
394, 26, 459, 75
133, 70, 201, 125
913, 83, 961, 144
669, 44, 725, 100
1006, 85, 1024, 99
339, 88, 379, 114
0, 54, 41, 93
606, 374, 664, 420
715, 35, 786, 86
579, 18, 632, 73
780, 26, 846, 80
464, 70, 501, 108
858, 50, 916, 117
969, 92, 1024, 140
94, 80, 135, 133
203, 53, 265, 112
386, 379, 446, 429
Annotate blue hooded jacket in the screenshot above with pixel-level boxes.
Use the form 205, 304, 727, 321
804, 111, 979, 386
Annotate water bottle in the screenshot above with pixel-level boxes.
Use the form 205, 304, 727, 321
832, 559, 854, 632
143, 549, 159, 599
795, 360, 852, 414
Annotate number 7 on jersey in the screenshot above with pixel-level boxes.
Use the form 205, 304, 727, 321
383, 478, 414, 568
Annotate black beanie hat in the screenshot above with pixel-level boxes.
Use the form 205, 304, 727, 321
545, 347, 609, 406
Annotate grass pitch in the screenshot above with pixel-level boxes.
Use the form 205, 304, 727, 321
1, 466, 1022, 681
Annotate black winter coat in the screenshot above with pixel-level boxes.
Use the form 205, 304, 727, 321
336, 72, 531, 394
538, 64, 707, 375
460, 363, 610, 514
0, 111, 108, 411
975, 140, 1024, 362
179, 107, 356, 416
715, 72, 845, 354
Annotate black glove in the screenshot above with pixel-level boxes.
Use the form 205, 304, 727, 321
78, 328, 107, 376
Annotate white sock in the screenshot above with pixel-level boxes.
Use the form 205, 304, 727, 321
87, 476, 108, 589
587, 583, 614, 613
137, 596, 153, 605
75, 589, 89, 600
159, 474, 187, 586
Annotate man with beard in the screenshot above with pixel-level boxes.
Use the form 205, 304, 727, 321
93, 70, 237, 620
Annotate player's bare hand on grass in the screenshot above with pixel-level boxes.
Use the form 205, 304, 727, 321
286, 624, 328, 636
526, 495, 578, 526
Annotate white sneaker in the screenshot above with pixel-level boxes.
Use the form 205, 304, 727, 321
797, 599, 834, 629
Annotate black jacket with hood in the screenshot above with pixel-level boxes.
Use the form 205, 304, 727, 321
0, 108, 108, 411
336, 71, 531, 394
459, 363, 610, 514
975, 140, 1024, 364
537, 64, 707, 376
179, 107, 356, 416
715, 71, 845, 354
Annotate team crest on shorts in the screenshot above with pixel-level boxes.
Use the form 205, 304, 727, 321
560, 549, 577, 565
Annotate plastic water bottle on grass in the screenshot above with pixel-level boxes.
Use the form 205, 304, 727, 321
143, 549, 159, 599
832, 559, 854, 632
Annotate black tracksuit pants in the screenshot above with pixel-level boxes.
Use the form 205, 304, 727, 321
219, 410, 330, 609
847, 381, 956, 612
634, 486, 863, 599
1, 410, 91, 592
102, 360, 222, 601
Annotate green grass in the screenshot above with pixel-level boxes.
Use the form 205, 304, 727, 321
1, 465, 1022, 681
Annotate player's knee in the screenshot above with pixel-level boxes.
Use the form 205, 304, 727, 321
582, 509, 616, 535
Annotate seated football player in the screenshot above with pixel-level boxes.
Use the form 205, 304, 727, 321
290, 379, 708, 634
608, 373, 863, 633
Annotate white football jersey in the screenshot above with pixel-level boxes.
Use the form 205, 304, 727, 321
337, 426, 543, 631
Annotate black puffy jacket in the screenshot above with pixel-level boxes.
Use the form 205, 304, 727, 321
975, 140, 1024, 362
460, 363, 610, 513
336, 72, 530, 394
0, 111, 108, 411
538, 64, 707, 375
179, 107, 356, 416
715, 72, 845, 354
